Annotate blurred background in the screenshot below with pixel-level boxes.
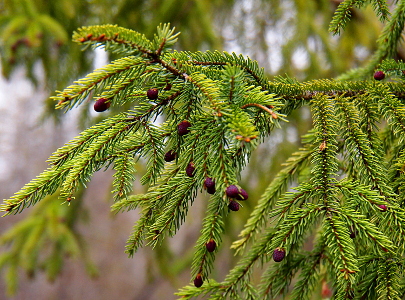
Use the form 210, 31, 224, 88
0, 0, 394, 299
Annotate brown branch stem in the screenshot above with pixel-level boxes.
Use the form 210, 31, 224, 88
241, 103, 278, 119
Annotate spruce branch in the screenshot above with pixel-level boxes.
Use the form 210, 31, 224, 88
329, 0, 389, 35
381, 209, 405, 255
352, 93, 384, 155
53, 56, 145, 110
232, 141, 314, 254
48, 113, 132, 166
391, 149, 405, 207
166, 50, 270, 89
376, 257, 402, 300
339, 208, 395, 253
147, 175, 197, 247
1, 166, 70, 214
269, 204, 321, 255
335, 95, 393, 198
371, 84, 405, 144
111, 193, 152, 213
138, 121, 166, 185
309, 94, 339, 199
191, 194, 226, 282
112, 153, 136, 201
336, 179, 387, 213
289, 235, 326, 300
72, 24, 154, 55
269, 183, 316, 221
356, 255, 380, 299
59, 119, 137, 202
338, 0, 405, 80
379, 59, 405, 78
207, 229, 275, 299
5, 14, 405, 299
323, 212, 358, 290
124, 205, 155, 256
329, 0, 357, 35
176, 279, 222, 300
258, 255, 304, 299
322, 212, 358, 282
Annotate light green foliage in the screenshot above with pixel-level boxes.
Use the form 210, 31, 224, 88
1, 0, 386, 106
338, 0, 405, 80
0, 0, 226, 91
0, 192, 97, 295
231, 140, 314, 254
4, 1, 405, 299
329, 0, 389, 35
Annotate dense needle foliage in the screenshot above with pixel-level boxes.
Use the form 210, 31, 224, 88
3, 1, 405, 299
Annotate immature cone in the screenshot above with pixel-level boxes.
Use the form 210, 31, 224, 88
206, 239, 216, 252
235, 188, 248, 201
350, 229, 356, 239
272, 247, 286, 262
226, 185, 248, 200
374, 71, 385, 81
378, 204, 388, 211
194, 274, 203, 288
228, 200, 240, 211
204, 177, 216, 194
226, 185, 239, 198
94, 98, 110, 112
186, 162, 195, 177
178, 120, 192, 136
164, 150, 176, 162
147, 88, 159, 100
